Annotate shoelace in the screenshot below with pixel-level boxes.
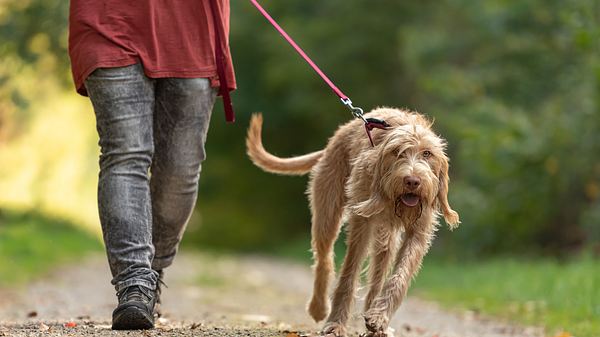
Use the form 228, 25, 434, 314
117, 285, 151, 302
156, 271, 168, 304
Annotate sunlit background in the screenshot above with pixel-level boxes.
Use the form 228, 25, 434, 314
0, 0, 598, 336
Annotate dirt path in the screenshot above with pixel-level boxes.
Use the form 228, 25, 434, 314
0, 253, 544, 337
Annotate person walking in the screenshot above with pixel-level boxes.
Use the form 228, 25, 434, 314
68, 0, 236, 330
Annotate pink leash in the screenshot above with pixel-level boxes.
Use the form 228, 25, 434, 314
249, 0, 389, 146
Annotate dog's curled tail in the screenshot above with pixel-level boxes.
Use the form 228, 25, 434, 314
246, 113, 324, 176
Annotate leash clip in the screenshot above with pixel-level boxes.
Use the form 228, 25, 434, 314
341, 98, 390, 147
341, 98, 367, 123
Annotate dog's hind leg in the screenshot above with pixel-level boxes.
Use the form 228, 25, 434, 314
364, 225, 400, 312
307, 151, 350, 323
321, 215, 372, 337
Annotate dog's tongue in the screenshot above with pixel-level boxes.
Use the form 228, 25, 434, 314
400, 193, 420, 207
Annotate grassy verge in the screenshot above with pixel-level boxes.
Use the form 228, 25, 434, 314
412, 256, 599, 337
270, 237, 598, 337
0, 209, 102, 287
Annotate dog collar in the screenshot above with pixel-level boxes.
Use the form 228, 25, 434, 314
364, 118, 391, 147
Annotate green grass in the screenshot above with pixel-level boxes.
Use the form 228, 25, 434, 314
0, 209, 102, 286
413, 256, 599, 337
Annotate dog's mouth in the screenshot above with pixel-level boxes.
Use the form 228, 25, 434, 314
399, 193, 420, 207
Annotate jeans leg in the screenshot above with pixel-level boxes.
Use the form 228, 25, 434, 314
85, 63, 159, 292
150, 78, 216, 270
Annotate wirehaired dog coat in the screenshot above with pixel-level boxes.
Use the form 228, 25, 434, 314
246, 107, 459, 337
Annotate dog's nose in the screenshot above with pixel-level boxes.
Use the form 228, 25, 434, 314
404, 176, 421, 190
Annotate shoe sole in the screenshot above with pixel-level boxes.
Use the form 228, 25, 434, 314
112, 305, 154, 330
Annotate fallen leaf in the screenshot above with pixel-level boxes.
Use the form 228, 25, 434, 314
414, 326, 427, 334
553, 332, 573, 337
27, 311, 38, 318
190, 322, 203, 329
64, 321, 77, 328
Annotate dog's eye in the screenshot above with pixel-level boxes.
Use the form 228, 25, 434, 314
393, 149, 405, 158
422, 150, 432, 158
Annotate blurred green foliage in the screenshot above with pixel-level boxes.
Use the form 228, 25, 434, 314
0, 0, 102, 232
0, 209, 102, 286
0, 0, 70, 142
191, 0, 600, 256
0, 0, 599, 257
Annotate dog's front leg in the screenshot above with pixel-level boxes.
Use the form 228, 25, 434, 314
363, 227, 434, 336
364, 225, 400, 312
321, 216, 372, 337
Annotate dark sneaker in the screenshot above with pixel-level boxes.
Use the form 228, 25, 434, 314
112, 285, 157, 330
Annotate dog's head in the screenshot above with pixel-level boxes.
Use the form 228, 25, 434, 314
355, 122, 460, 229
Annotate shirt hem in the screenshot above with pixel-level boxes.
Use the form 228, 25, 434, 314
75, 57, 140, 96
75, 60, 236, 96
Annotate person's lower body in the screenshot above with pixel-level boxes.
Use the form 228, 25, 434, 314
84, 63, 216, 329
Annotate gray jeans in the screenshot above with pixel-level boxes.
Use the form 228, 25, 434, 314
85, 63, 216, 292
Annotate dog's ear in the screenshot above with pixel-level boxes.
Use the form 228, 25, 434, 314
437, 157, 460, 229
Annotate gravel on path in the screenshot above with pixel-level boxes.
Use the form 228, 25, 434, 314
0, 253, 545, 337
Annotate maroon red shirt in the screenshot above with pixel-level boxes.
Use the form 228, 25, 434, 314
68, 0, 236, 96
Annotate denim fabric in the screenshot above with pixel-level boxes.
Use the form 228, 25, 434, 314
84, 63, 216, 292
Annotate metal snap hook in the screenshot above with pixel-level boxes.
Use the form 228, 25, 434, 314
341, 98, 367, 123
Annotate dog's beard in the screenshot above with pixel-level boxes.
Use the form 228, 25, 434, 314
394, 197, 423, 225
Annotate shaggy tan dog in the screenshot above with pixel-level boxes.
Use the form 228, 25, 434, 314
246, 107, 459, 337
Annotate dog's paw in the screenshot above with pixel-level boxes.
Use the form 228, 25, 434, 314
307, 296, 330, 322
359, 327, 395, 337
320, 321, 347, 337
363, 309, 389, 335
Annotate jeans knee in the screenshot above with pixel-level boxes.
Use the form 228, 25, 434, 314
153, 158, 202, 185
99, 147, 154, 179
